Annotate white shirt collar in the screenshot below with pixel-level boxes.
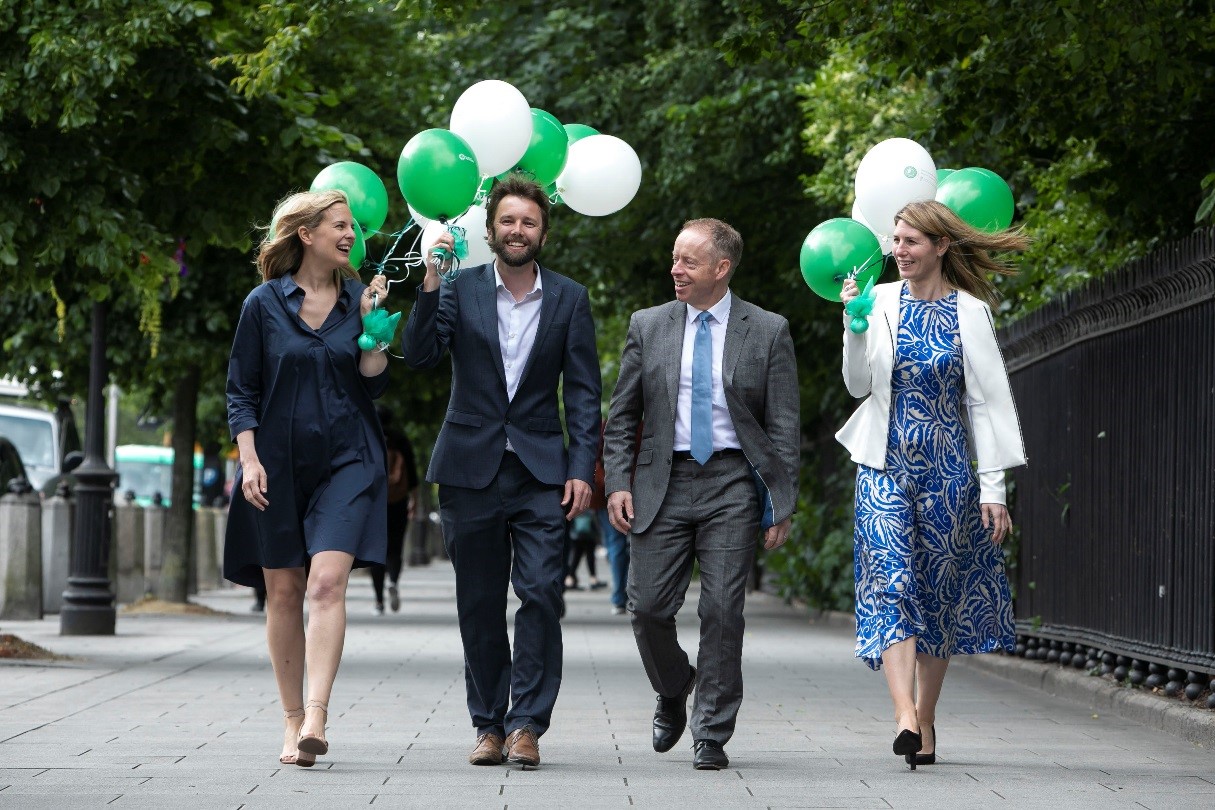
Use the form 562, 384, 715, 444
494, 262, 543, 296
687, 289, 732, 325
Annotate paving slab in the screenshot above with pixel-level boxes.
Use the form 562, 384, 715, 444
1, 563, 1212, 809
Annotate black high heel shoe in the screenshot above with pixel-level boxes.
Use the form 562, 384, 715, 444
914, 724, 936, 766
893, 728, 922, 771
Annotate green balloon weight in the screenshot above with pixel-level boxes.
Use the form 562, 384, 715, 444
348, 221, 366, 269
397, 129, 481, 221
563, 123, 599, 145
311, 161, 390, 233
936, 168, 955, 184
799, 218, 883, 302
509, 108, 569, 187
935, 167, 1014, 232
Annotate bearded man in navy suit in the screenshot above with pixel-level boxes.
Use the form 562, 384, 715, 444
401, 176, 601, 768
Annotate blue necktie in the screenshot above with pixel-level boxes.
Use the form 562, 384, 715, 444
690, 311, 713, 465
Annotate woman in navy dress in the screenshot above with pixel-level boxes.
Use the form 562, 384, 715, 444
837, 200, 1028, 769
224, 189, 390, 767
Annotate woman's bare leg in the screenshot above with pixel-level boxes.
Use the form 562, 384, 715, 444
299, 551, 355, 743
263, 568, 307, 761
914, 653, 950, 754
881, 636, 920, 736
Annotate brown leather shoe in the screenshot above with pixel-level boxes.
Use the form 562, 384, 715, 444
468, 732, 505, 765
504, 726, 540, 767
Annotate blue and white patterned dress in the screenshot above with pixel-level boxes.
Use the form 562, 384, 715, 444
853, 284, 1015, 670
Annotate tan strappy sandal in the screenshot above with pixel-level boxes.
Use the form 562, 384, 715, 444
280, 708, 311, 766
296, 699, 329, 757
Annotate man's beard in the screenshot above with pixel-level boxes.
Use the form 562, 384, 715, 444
488, 233, 543, 267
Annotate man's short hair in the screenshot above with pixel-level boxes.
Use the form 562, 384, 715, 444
487, 174, 551, 235
682, 218, 742, 275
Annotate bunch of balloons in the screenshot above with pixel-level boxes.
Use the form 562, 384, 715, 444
799, 136, 1017, 323
398, 79, 642, 225
284, 79, 647, 353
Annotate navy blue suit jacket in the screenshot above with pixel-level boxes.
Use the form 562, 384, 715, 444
401, 262, 601, 490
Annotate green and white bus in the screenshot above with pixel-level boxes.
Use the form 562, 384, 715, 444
114, 444, 203, 507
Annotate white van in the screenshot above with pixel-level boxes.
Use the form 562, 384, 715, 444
0, 403, 79, 492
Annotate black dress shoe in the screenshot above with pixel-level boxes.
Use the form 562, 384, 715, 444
692, 739, 729, 770
652, 667, 696, 753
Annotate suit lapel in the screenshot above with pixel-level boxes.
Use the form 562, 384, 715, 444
517, 265, 561, 389
723, 295, 750, 386
663, 302, 686, 416
471, 264, 508, 391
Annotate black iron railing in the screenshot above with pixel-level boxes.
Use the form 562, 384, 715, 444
998, 228, 1215, 700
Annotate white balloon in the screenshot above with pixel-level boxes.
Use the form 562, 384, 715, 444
556, 135, 642, 217
449, 80, 532, 177
851, 201, 893, 256
853, 138, 936, 237
421, 204, 495, 268
408, 203, 432, 228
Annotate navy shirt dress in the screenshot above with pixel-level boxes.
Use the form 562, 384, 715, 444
223, 274, 389, 589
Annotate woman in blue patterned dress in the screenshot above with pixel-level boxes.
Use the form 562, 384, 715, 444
837, 200, 1028, 769
226, 189, 390, 766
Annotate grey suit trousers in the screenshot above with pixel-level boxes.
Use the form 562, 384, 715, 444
627, 452, 759, 745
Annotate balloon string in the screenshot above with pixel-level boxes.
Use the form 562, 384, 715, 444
848, 246, 885, 280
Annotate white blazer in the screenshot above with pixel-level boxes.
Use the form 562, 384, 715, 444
835, 282, 1027, 505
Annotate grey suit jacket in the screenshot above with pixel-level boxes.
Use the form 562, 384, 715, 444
603, 294, 800, 534
400, 262, 601, 490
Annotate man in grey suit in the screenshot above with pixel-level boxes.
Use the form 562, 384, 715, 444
401, 176, 601, 768
603, 218, 799, 770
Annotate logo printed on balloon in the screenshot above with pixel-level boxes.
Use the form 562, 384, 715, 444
904, 166, 917, 179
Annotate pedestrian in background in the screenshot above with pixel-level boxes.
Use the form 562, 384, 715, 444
838, 199, 1028, 770
370, 409, 417, 615
591, 426, 630, 615
200, 440, 227, 507
224, 189, 390, 768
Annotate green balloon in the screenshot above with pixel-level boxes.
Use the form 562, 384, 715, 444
936, 168, 955, 184
397, 129, 481, 221
935, 167, 1014, 232
799, 218, 883, 302
563, 123, 599, 145
311, 161, 390, 233
348, 220, 366, 269
510, 108, 569, 187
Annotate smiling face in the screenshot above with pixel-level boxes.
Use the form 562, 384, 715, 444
891, 218, 947, 286
487, 195, 547, 268
299, 202, 356, 268
671, 227, 730, 310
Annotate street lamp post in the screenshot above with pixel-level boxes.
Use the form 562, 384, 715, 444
60, 301, 118, 635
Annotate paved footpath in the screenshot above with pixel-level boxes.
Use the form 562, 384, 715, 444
1, 563, 1212, 809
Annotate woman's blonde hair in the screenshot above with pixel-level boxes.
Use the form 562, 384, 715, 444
255, 189, 358, 286
894, 199, 1029, 307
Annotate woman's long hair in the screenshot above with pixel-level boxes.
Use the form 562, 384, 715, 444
255, 189, 358, 286
894, 200, 1029, 307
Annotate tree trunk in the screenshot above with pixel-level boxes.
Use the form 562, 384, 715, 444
159, 365, 199, 603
